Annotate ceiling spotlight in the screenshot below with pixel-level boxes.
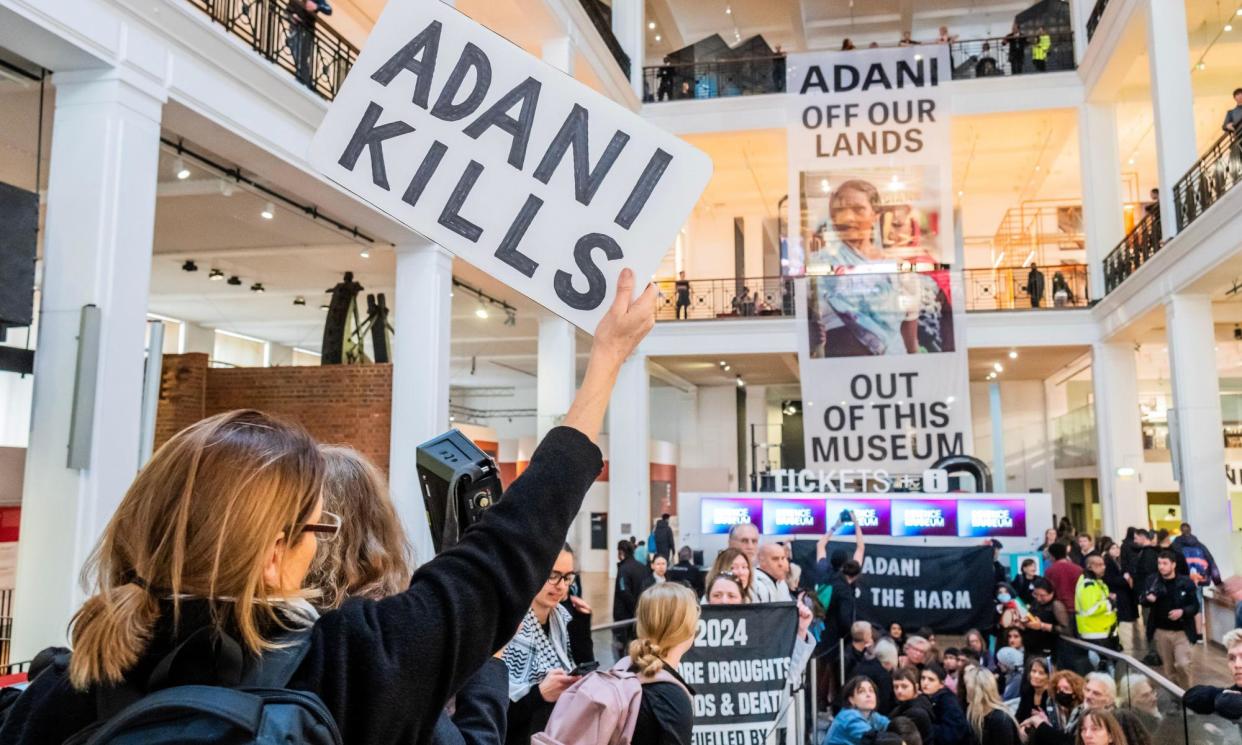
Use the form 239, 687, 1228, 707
993, 362, 1004, 372
1196, 61, 1206, 70
957, 190, 964, 197
293, 296, 306, 306
820, 178, 831, 194
475, 300, 489, 319
359, 250, 370, 258
218, 180, 236, 197
719, 360, 727, 367
504, 309, 517, 327
250, 282, 265, 293
725, 4, 732, 14
655, 34, 662, 42
173, 157, 191, 180
1008, 350, 1018, 359
227, 275, 242, 286
1226, 23, 1234, 31
319, 303, 330, 311
723, 364, 731, 372
736, 376, 745, 388
1237, 7, 1241, 15
648, 20, 656, 29
208, 268, 224, 281
182, 260, 198, 272
1128, 157, 1135, 165
260, 201, 275, 220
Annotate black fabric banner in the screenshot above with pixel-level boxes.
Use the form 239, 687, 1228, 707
791, 540, 994, 633
680, 603, 800, 745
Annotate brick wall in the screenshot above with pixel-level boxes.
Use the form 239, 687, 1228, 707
154, 355, 393, 470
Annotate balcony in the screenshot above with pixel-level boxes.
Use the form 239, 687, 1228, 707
185, 0, 358, 100
963, 264, 1090, 311
1174, 128, 1242, 236
640, 32, 1075, 103
1102, 209, 1162, 294
654, 276, 793, 322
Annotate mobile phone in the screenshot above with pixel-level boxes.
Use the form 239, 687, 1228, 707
569, 661, 599, 676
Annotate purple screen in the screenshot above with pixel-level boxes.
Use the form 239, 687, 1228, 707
700, 497, 764, 534
957, 499, 1027, 537
891, 499, 958, 537
762, 498, 828, 535
825, 498, 893, 535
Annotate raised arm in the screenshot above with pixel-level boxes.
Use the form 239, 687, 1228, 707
298, 270, 656, 745
851, 511, 866, 565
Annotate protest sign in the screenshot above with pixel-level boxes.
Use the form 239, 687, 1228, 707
784, 46, 972, 472
792, 540, 994, 633
308, 2, 712, 332
681, 603, 800, 745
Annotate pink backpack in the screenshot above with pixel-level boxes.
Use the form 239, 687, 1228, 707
532, 657, 689, 745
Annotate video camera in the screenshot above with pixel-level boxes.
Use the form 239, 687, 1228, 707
415, 429, 502, 553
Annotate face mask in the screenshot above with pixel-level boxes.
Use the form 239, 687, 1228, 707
997, 593, 1012, 603
1055, 692, 1076, 708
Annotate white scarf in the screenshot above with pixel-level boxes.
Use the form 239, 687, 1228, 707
502, 605, 575, 701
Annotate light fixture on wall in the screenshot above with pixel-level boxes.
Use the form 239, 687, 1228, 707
173, 157, 191, 180
209, 268, 224, 280
475, 299, 489, 319
648, 20, 656, 29
261, 201, 275, 220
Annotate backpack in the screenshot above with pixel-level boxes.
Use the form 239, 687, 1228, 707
63, 627, 341, 745
533, 657, 689, 745
1181, 544, 1211, 585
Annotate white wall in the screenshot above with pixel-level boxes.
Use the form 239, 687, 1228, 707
678, 385, 739, 493
970, 380, 1054, 494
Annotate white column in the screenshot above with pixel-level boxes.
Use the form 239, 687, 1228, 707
1165, 295, 1233, 576
390, 240, 452, 564
1069, 0, 1088, 64
610, 0, 645, 100
609, 354, 650, 576
989, 382, 1007, 489
1145, 0, 1197, 240
1091, 342, 1147, 538
12, 68, 165, 659
1077, 103, 1124, 299
537, 315, 576, 441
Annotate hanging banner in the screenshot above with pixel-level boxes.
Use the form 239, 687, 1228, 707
785, 46, 972, 472
680, 603, 800, 745
309, 2, 712, 333
791, 540, 995, 633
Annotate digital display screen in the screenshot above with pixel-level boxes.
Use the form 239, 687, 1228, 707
700, 497, 764, 534
891, 499, 958, 537
957, 499, 1026, 537
761, 498, 827, 535
824, 498, 892, 535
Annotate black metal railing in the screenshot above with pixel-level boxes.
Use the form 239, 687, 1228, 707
655, 276, 794, 321
1173, 127, 1242, 234
0, 588, 12, 669
643, 56, 786, 102
962, 264, 1090, 311
184, 0, 359, 100
1103, 209, 1163, 293
947, 32, 1075, 79
577, 0, 631, 81
1086, 0, 1111, 41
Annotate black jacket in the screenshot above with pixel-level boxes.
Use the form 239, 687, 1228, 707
1185, 684, 1242, 719
653, 519, 675, 560
631, 664, 694, 745
980, 709, 1020, 745
822, 576, 860, 653
0, 426, 603, 745
432, 659, 509, 745
666, 562, 704, 597
1140, 573, 1200, 642
928, 686, 971, 745
615, 558, 651, 622
850, 658, 894, 716
890, 695, 934, 745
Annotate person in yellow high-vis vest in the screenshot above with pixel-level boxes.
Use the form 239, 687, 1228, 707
1032, 27, 1052, 71
1076, 554, 1119, 650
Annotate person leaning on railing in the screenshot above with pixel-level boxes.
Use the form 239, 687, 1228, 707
1183, 627, 1242, 721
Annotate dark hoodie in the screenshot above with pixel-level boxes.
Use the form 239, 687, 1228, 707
928, 687, 971, 745
889, 695, 934, 745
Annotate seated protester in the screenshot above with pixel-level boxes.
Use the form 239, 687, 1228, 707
996, 646, 1025, 701
1021, 670, 1087, 745
825, 676, 891, 745
667, 546, 705, 597
622, 583, 700, 745
1184, 628, 1242, 721
705, 548, 753, 602
503, 545, 586, 743
843, 621, 875, 684
963, 629, 995, 672
1077, 710, 1130, 745
849, 639, 898, 716
0, 277, 655, 745
920, 662, 972, 745
1016, 657, 1053, 722
0, 646, 69, 725
901, 635, 932, 670
311, 445, 507, 745
642, 555, 669, 592
888, 716, 924, 745
889, 666, 934, 745
963, 666, 1020, 745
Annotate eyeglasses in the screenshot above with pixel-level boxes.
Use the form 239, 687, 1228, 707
547, 571, 577, 587
302, 510, 342, 541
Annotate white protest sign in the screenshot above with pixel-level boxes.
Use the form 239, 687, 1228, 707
309, 1, 713, 332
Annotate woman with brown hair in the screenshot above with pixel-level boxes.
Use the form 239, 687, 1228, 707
704, 548, 753, 602
0, 272, 656, 745
1077, 710, 1129, 745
